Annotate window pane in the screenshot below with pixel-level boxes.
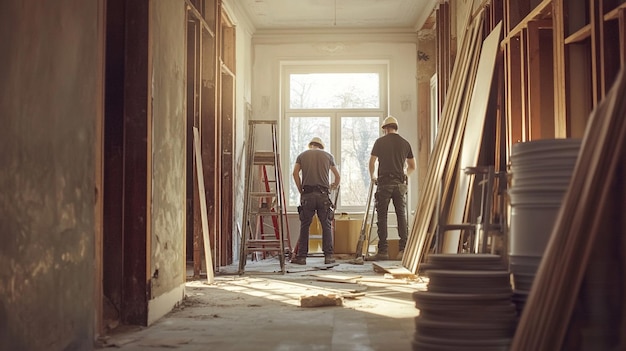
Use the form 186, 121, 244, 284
288, 117, 331, 207
339, 117, 380, 207
290, 73, 380, 109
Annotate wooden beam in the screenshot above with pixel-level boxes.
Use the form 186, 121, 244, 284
521, 29, 529, 141
527, 20, 555, 139
122, 0, 150, 325
621, 9, 626, 65
505, 37, 523, 153
604, 2, 626, 21
552, 0, 568, 137
590, 0, 602, 104
564, 24, 591, 44
501, 0, 552, 46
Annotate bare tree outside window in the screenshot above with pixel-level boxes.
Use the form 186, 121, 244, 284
290, 73, 379, 109
286, 70, 384, 211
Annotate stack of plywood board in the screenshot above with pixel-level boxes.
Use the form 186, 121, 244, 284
403, 10, 505, 274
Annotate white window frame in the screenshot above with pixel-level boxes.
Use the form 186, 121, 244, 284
281, 62, 388, 213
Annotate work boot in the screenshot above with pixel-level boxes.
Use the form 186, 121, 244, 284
365, 252, 389, 261
324, 255, 336, 264
291, 256, 307, 265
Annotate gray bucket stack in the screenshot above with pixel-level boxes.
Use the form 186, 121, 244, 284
508, 138, 581, 315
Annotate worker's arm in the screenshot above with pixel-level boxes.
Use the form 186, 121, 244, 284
369, 155, 377, 182
406, 157, 416, 177
292, 163, 302, 193
330, 165, 341, 190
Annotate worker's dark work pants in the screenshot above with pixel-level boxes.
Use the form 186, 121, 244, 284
375, 183, 408, 253
297, 191, 334, 257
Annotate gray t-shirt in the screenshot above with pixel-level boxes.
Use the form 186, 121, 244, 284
295, 149, 336, 188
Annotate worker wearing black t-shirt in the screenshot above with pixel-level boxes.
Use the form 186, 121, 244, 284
367, 116, 416, 261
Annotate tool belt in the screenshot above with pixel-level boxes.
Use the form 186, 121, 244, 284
377, 173, 408, 185
302, 185, 329, 194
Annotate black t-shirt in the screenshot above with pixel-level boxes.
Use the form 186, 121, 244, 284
371, 133, 414, 182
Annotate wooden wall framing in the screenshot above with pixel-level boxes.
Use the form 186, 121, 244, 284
185, 0, 236, 276
501, 0, 626, 147
405, 0, 626, 271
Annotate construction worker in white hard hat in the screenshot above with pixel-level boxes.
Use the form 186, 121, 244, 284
291, 137, 341, 265
367, 116, 416, 261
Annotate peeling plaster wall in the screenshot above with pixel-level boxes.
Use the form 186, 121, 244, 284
149, 0, 187, 303
0, 1, 98, 350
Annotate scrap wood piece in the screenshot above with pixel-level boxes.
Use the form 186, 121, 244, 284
383, 272, 420, 280
300, 294, 343, 308
371, 262, 414, 275
355, 277, 410, 285
310, 273, 362, 283
286, 263, 340, 274
139, 338, 193, 347
341, 292, 366, 299
308, 281, 368, 294
314, 263, 340, 270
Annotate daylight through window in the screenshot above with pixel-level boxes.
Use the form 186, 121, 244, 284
283, 64, 387, 211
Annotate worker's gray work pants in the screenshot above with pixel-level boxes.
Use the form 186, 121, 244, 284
375, 183, 408, 253
296, 191, 334, 258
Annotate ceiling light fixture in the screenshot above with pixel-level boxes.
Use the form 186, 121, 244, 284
334, 0, 337, 26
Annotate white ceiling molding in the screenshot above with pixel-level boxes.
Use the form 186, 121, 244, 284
252, 30, 418, 45
238, 0, 435, 32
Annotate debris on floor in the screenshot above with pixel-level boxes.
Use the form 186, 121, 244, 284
300, 293, 344, 307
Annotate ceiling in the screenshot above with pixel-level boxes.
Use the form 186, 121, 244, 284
236, 0, 437, 32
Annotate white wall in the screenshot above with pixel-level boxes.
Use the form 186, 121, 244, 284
223, 1, 422, 256
252, 33, 420, 215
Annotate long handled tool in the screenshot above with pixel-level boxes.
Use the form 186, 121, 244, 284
349, 181, 376, 264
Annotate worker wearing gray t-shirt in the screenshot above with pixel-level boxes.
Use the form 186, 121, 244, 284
291, 137, 341, 265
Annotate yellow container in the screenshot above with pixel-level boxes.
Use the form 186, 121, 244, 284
308, 215, 323, 253
334, 215, 368, 254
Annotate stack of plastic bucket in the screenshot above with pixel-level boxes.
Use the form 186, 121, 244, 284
508, 138, 581, 316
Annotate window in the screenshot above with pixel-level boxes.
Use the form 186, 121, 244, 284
283, 63, 387, 212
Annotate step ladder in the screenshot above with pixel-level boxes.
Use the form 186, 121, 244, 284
259, 164, 292, 255
238, 120, 288, 274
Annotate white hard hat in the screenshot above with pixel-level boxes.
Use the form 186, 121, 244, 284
309, 137, 325, 149
381, 116, 399, 129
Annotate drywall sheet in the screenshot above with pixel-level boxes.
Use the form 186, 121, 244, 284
443, 21, 503, 253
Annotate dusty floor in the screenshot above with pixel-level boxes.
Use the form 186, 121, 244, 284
98, 254, 427, 351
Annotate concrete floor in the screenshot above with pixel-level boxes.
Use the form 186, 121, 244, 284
99, 255, 426, 351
